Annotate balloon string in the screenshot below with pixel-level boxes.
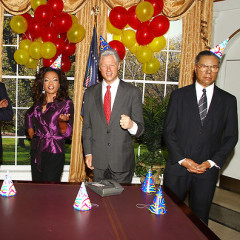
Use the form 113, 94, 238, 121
136, 204, 150, 209
91, 203, 99, 208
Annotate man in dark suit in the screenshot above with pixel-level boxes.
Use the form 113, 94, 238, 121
163, 50, 238, 225
0, 82, 13, 163
82, 49, 144, 183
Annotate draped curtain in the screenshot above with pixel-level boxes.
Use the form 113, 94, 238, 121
0, 0, 213, 182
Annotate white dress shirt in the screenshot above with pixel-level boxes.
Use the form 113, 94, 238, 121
102, 78, 138, 135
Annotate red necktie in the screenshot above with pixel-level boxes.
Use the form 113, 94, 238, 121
103, 85, 111, 124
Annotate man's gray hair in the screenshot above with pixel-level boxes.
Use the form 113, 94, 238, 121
99, 49, 120, 64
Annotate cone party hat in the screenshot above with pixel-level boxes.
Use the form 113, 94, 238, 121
141, 169, 156, 193
73, 182, 92, 211
149, 187, 167, 215
210, 39, 229, 59
100, 36, 111, 52
0, 171, 16, 197
50, 54, 62, 69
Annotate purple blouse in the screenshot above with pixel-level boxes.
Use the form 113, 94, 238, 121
26, 99, 74, 158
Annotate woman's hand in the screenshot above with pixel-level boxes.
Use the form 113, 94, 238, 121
58, 114, 70, 133
58, 114, 70, 122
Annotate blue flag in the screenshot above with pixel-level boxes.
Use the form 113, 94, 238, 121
82, 26, 98, 116
83, 26, 98, 88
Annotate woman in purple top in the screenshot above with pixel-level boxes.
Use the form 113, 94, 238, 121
26, 67, 74, 182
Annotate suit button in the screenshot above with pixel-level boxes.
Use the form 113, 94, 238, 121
108, 143, 111, 146
200, 130, 203, 134
107, 130, 110, 134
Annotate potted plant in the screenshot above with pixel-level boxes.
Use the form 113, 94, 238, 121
135, 95, 169, 184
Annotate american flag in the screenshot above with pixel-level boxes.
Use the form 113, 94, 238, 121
83, 26, 98, 88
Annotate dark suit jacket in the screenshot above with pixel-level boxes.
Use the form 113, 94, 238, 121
0, 82, 14, 158
82, 80, 144, 172
163, 83, 238, 181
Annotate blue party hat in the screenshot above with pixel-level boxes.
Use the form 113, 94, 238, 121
141, 169, 156, 193
210, 39, 229, 59
100, 36, 111, 52
149, 187, 167, 215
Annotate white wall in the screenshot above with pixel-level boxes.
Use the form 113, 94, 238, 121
213, 0, 240, 180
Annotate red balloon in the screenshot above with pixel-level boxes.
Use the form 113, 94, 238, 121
109, 6, 128, 30
52, 12, 72, 33
108, 40, 125, 60
150, 15, 170, 37
136, 22, 154, 45
61, 56, 72, 72
146, 0, 164, 17
41, 26, 58, 42
22, 13, 32, 23
127, 6, 141, 30
63, 42, 76, 56
54, 38, 66, 55
47, 0, 64, 16
59, 32, 67, 41
34, 5, 54, 26
28, 18, 42, 39
43, 56, 57, 67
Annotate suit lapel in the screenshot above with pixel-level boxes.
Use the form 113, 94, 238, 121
187, 84, 203, 126
94, 82, 108, 126
108, 80, 125, 126
204, 85, 221, 126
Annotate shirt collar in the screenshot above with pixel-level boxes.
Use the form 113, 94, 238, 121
195, 81, 214, 94
102, 77, 120, 89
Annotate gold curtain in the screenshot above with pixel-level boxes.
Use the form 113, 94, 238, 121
179, 0, 213, 88
0, 0, 213, 181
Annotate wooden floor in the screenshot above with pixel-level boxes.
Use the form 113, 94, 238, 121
209, 188, 240, 240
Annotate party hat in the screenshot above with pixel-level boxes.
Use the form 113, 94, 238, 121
50, 54, 62, 69
141, 169, 156, 193
149, 187, 167, 215
0, 171, 17, 197
210, 39, 229, 59
100, 36, 111, 52
73, 182, 92, 211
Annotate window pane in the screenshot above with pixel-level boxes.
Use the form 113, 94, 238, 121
3, 15, 17, 45
2, 138, 15, 165
18, 79, 34, 107
2, 46, 17, 75
17, 137, 31, 165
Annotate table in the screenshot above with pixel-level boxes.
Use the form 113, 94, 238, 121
0, 182, 220, 240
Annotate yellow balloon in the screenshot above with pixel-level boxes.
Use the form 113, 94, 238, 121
136, 2, 154, 22
10, 16, 28, 34
142, 57, 160, 74
136, 46, 153, 63
14, 49, 29, 65
129, 42, 139, 54
19, 39, 32, 52
26, 57, 39, 69
29, 41, 42, 59
70, 14, 78, 24
113, 34, 122, 42
107, 18, 122, 35
41, 42, 57, 59
149, 36, 166, 52
31, 0, 46, 10
67, 24, 86, 43
121, 30, 136, 48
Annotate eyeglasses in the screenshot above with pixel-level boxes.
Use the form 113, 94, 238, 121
197, 64, 219, 73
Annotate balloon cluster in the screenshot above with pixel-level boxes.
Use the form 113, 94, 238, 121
107, 0, 169, 74
10, 0, 86, 72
